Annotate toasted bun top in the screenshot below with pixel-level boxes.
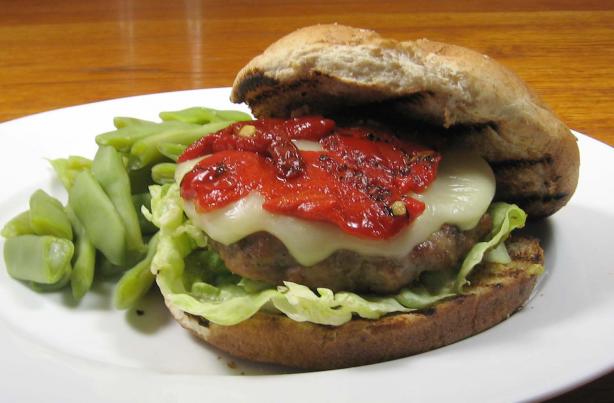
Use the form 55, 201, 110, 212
231, 24, 579, 217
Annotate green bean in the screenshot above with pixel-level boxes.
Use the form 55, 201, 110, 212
96, 121, 195, 153
159, 107, 222, 124
132, 193, 157, 235
151, 162, 176, 184
92, 146, 145, 254
49, 156, 92, 189
30, 270, 71, 292
159, 107, 252, 124
113, 233, 159, 309
1, 211, 33, 238
129, 166, 155, 194
4, 235, 73, 284
66, 207, 96, 300
128, 121, 231, 170
214, 110, 253, 122
96, 252, 125, 278
113, 116, 156, 129
158, 143, 186, 161
69, 171, 127, 266
95, 122, 158, 152
29, 189, 73, 240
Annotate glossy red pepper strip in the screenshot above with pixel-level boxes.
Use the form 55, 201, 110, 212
178, 117, 335, 178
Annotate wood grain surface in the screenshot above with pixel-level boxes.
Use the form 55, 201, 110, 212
1, 0, 612, 400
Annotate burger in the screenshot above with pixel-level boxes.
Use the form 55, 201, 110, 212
148, 24, 579, 370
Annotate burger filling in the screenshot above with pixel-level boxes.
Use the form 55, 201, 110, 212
147, 117, 529, 326
177, 117, 441, 240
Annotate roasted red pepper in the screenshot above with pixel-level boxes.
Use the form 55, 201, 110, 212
180, 117, 441, 239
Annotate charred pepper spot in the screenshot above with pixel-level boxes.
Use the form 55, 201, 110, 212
214, 162, 227, 177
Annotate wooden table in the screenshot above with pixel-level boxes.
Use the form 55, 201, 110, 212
1, 0, 612, 400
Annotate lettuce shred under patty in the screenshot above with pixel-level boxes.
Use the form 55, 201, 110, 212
148, 183, 533, 327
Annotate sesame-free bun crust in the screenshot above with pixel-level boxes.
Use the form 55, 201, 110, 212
231, 24, 579, 218
163, 237, 543, 370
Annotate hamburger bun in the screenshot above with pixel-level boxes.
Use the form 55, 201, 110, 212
231, 24, 579, 218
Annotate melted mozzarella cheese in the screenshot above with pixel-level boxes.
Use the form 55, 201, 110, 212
177, 150, 496, 266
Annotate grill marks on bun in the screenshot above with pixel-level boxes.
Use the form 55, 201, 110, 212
490, 154, 570, 217
231, 24, 579, 218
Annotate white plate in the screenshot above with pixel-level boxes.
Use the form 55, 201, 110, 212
0, 88, 612, 402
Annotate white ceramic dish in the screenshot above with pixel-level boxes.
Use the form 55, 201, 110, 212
0, 88, 612, 402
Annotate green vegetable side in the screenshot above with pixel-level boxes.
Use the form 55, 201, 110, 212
1, 105, 537, 326
1, 107, 251, 307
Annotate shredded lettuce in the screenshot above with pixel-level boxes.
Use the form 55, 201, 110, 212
454, 202, 527, 292
485, 242, 512, 264
272, 283, 410, 326
395, 270, 457, 309
150, 184, 531, 327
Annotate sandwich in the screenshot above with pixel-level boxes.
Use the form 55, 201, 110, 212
148, 24, 579, 369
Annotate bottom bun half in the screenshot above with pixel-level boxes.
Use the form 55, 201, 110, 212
162, 236, 543, 370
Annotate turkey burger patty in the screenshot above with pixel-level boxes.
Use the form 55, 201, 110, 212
208, 215, 492, 294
